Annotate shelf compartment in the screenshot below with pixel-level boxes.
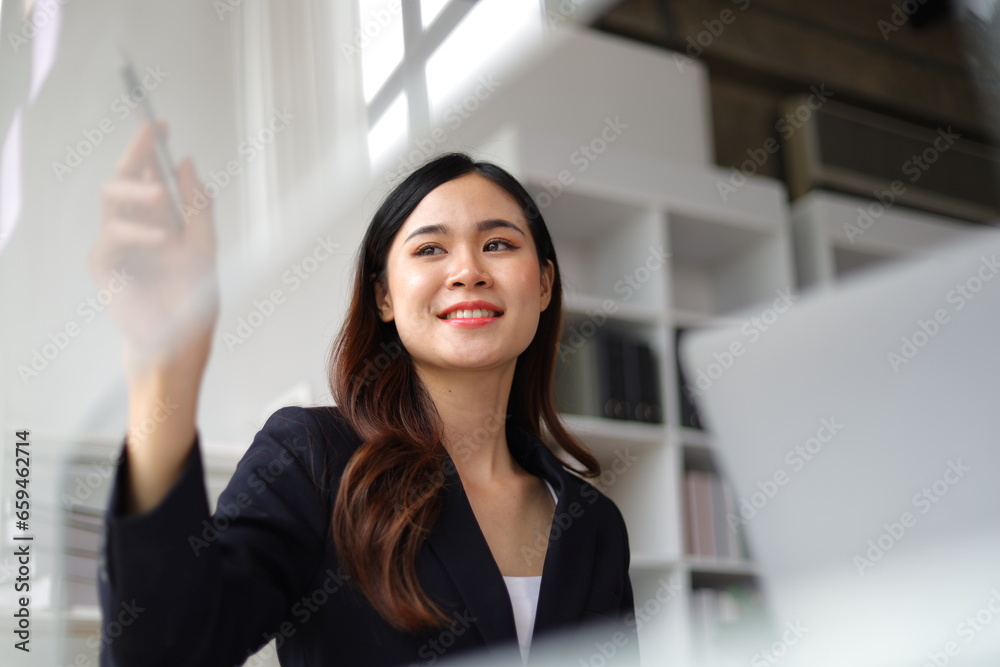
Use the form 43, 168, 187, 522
667, 210, 793, 319
525, 180, 668, 313
554, 315, 667, 425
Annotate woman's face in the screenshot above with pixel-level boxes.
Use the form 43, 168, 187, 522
374, 173, 554, 375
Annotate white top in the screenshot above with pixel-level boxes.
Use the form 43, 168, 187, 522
502, 479, 558, 665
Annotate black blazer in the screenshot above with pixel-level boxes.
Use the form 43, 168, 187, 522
98, 406, 639, 666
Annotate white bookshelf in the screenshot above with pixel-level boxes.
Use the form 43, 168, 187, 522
499, 127, 795, 665
791, 189, 986, 289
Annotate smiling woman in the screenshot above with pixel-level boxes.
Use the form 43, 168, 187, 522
374, 170, 552, 372
93, 140, 638, 666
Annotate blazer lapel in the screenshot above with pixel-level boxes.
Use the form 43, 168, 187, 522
424, 420, 601, 654
506, 425, 600, 637
424, 455, 519, 652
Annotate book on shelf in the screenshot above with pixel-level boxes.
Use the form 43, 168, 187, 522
674, 327, 704, 430
624, 339, 662, 423
683, 469, 748, 562
598, 335, 629, 420
554, 326, 663, 423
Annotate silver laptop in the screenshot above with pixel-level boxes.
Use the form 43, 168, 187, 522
679, 226, 1000, 666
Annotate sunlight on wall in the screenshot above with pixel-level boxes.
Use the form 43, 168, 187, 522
426, 0, 541, 122
367, 91, 410, 169
358, 0, 404, 103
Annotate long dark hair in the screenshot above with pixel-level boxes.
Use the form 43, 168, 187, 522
327, 152, 600, 632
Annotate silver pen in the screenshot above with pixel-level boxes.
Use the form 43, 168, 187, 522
119, 47, 186, 232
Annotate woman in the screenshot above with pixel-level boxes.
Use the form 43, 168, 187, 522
91, 122, 638, 666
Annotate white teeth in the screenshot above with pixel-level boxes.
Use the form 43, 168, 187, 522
443, 309, 501, 319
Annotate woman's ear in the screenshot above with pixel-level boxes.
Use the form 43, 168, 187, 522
540, 259, 554, 312
373, 277, 394, 322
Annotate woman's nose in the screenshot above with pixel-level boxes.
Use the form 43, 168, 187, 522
448, 249, 492, 287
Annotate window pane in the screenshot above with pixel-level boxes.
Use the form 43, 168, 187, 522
425, 0, 542, 120
368, 92, 409, 172
358, 0, 405, 102
421, 0, 450, 28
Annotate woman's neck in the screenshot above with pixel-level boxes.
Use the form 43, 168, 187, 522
415, 361, 519, 484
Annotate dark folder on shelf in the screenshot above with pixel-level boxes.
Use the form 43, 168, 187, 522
675, 327, 704, 430
622, 339, 663, 423
555, 326, 664, 423
597, 334, 629, 419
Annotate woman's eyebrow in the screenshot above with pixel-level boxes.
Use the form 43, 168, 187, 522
403, 219, 526, 244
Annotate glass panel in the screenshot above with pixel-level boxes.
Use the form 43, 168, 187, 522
425, 0, 542, 120
368, 92, 409, 172
358, 0, 405, 102
421, 0, 450, 28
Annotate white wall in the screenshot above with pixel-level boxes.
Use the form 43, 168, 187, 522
0, 1, 366, 445
2, 0, 241, 438
1, 7, 711, 450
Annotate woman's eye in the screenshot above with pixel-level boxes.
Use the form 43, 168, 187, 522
413, 239, 517, 256
414, 245, 443, 256
485, 238, 517, 251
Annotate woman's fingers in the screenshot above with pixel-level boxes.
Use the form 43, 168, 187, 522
103, 217, 172, 246
89, 219, 167, 284
116, 120, 168, 181
175, 157, 210, 227
94, 121, 220, 375
100, 178, 173, 228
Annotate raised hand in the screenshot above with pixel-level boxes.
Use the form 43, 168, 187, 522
90, 120, 220, 513
90, 120, 219, 381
